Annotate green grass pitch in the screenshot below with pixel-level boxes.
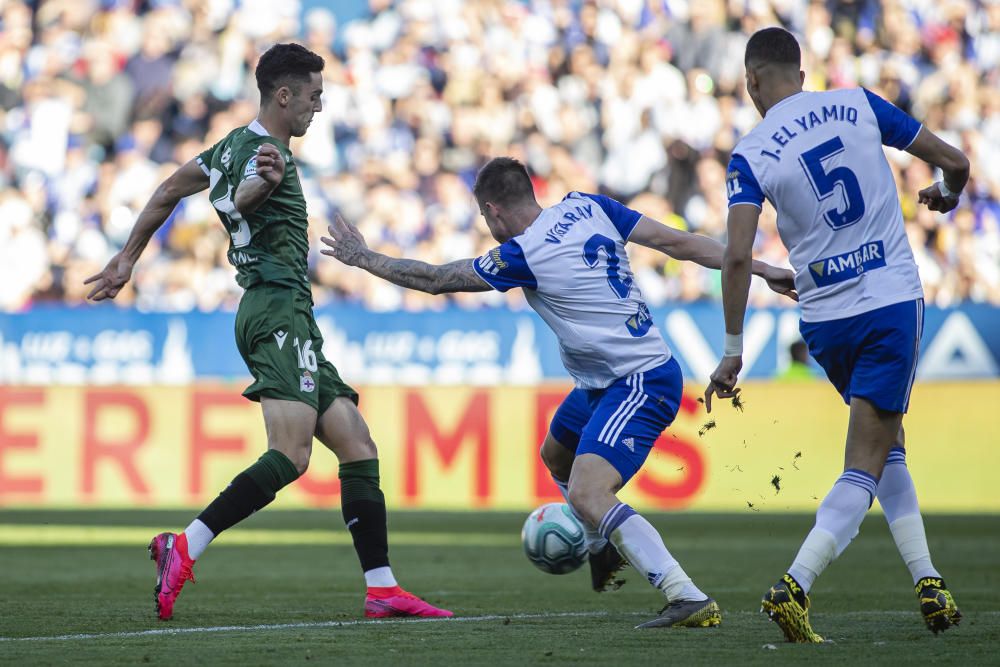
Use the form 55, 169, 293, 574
1, 510, 997, 665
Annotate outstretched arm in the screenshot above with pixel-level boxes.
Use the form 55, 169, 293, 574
704, 203, 761, 412
85, 158, 209, 301
629, 215, 797, 300
321, 215, 490, 294
906, 127, 970, 213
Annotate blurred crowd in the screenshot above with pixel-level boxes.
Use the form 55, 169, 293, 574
0, 0, 998, 313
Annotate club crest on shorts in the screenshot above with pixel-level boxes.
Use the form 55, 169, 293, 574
299, 371, 315, 393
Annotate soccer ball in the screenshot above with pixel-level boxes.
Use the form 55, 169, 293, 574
521, 502, 588, 574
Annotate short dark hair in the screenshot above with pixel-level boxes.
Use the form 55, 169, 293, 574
744, 27, 801, 69
255, 43, 325, 100
473, 157, 535, 206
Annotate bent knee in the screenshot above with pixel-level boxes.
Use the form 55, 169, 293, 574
359, 437, 378, 460
337, 436, 378, 464
265, 440, 312, 477
567, 484, 605, 527
539, 443, 560, 475
540, 439, 574, 481
278, 449, 310, 477
292, 451, 311, 476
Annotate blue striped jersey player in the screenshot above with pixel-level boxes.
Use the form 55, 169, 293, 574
705, 27, 969, 642
322, 157, 796, 629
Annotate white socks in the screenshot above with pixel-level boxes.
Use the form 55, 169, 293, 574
786, 529, 837, 594
877, 448, 920, 517
787, 469, 876, 593
788, 451, 944, 592
553, 477, 608, 554
888, 515, 941, 584
877, 447, 941, 583
183, 519, 215, 560
363, 566, 398, 588
599, 502, 707, 602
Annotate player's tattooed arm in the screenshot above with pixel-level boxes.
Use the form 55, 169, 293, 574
321, 215, 491, 294
360, 255, 490, 295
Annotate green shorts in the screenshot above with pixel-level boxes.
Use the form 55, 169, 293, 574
235, 284, 358, 414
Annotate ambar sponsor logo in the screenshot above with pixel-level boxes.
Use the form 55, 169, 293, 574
809, 240, 886, 287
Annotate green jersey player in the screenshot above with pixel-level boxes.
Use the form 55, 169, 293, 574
85, 43, 450, 622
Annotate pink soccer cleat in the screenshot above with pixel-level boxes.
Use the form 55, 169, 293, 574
364, 586, 453, 618
148, 532, 196, 621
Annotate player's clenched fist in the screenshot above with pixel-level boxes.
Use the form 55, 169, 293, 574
254, 143, 285, 186
917, 182, 960, 214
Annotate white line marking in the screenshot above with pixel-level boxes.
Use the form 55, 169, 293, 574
3, 610, 995, 643
0, 611, 617, 643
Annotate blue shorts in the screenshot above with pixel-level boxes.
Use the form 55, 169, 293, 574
548, 357, 683, 485
800, 299, 923, 414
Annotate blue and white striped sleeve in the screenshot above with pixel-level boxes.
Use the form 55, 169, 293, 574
862, 88, 922, 150
726, 153, 765, 209
473, 239, 538, 292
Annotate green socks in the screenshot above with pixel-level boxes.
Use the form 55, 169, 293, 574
198, 449, 301, 535
339, 458, 391, 571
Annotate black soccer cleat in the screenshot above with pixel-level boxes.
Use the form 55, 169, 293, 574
760, 574, 824, 643
589, 542, 628, 592
916, 577, 962, 634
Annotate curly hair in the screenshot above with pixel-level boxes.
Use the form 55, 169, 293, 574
255, 43, 325, 100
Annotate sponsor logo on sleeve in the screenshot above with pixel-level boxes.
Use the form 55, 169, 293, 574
808, 240, 887, 287
244, 156, 258, 177
726, 171, 743, 198
477, 248, 508, 276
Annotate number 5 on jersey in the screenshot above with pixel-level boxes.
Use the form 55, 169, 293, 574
209, 167, 252, 247
799, 136, 866, 230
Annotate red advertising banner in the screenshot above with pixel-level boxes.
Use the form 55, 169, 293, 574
0, 382, 996, 511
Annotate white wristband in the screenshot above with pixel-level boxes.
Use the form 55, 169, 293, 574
724, 333, 743, 357
939, 180, 958, 199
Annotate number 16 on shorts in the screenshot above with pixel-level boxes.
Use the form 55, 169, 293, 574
292, 337, 318, 392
